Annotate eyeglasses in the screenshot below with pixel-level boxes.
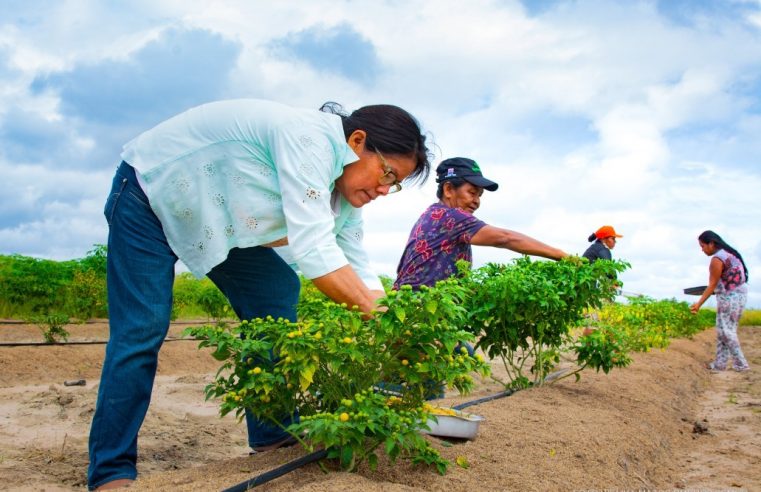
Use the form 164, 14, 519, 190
376, 151, 402, 193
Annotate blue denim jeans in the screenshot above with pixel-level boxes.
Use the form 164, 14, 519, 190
87, 162, 300, 489
206, 247, 300, 447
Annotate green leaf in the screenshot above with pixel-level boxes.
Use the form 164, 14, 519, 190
299, 362, 317, 392
425, 300, 438, 314
340, 446, 354, 469
368, 452, 379, 471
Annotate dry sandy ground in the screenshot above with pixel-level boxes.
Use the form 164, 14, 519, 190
0, 321, 759, 491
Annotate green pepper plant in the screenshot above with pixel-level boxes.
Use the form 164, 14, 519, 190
28, 313, 71, 343
461, 257, 630, 388
593, 295, 715, 353
187, 277, 490, 474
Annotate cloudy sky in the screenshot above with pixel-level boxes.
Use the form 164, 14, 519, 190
1, 0, 760, 308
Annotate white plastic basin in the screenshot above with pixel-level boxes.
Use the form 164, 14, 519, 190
421, 408, 485, 440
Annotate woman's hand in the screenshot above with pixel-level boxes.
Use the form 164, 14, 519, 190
312, 265, 381, 315
691, 257, 723, 315
370, 289, 388, 313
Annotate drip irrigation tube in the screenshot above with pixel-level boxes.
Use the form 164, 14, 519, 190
221, 449, 328, 492
219, 389, 518, 490
451, 389, 516, 410
0, 337, 197, 347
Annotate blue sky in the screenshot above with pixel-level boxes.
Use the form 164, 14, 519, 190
1, 0, 760, 307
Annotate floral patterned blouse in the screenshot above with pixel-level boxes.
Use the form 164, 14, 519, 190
712, 249, 746, 294
121, 99, 381, 290
393, 203, 486, 290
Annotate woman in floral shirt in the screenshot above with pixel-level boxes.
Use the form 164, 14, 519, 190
690, 230, 750, 372
89, 99, 431, 490
394, 157, 566, 290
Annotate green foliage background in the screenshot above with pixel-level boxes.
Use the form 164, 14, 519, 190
0, 246, 231, 322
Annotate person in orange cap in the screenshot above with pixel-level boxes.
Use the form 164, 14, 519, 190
582, 225, 622, 263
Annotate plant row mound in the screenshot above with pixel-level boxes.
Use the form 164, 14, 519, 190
2, 322, 758, 491
136, 330, 720, 491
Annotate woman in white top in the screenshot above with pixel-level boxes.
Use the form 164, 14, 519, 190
690, 230, 750, 373
88, 99, 431, 490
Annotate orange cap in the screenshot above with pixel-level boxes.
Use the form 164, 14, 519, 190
595, 225, 623, 240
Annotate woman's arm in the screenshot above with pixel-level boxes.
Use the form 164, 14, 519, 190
335, 206, 385, 291
470, 224, 567, 260
690, 257, 723, 313
312, 265, 384, 314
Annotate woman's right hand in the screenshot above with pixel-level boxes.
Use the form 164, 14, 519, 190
312, 265, 381, 315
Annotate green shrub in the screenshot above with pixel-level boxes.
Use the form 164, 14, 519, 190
196, 280, 233, 324
0, 255, 76, 316
574, 325, 632, 375
740, 309, 761, 326
28, 313, 71, 343
461, 257, 629, 388
66, 269, 108, 320
187, 278, 490, 474
0, 245, 107, 319
171, 272, 206, 320
595, 296, 715, 352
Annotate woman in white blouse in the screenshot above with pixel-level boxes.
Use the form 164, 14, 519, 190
88, 99, 431, 490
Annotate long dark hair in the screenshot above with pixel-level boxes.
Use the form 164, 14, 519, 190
698, 230, 749, 282
320, 102, 431, 184
587, 233, 599, 243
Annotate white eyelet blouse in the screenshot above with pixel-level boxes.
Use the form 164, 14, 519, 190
120, 98, 382, 290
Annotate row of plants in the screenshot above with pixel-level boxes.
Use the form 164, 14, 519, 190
0, 245, 108, 320
458, 258, 717, 388
0, 247, 236, 342
593, 294, 716, 353
740, 309, 761, 326
0, 247, 236, 322
189, 257, 639, 474
547, 297, 715, 385
188, 277, 490, 474
459, 257, 631, 388
4, 248, 721, 471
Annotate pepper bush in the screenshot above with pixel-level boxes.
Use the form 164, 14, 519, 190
460, 257, 630, 388
593, 295, 715, 352
187, 277, 490, 474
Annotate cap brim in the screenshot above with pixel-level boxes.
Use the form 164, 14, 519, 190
463, 176, 499, 191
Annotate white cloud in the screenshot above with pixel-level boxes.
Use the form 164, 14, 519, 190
1, 0, 760, 309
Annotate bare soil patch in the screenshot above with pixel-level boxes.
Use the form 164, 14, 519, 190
0, 321, 759, 491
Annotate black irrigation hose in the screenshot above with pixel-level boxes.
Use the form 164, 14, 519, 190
220, 390, 518, 491
0, 337, 198, 347
451, 389, 517, 411
221, 449, 328, 492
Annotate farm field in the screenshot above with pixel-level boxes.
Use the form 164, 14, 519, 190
0, 321, 759, 491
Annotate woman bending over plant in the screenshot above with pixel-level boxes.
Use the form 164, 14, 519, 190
88, 99, 431, 490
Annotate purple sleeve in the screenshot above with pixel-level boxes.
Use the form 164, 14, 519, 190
446, 208, 487, 243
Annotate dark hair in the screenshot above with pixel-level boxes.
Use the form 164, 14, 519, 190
698, 230, 749, 282
436, 178, 468, 199
320, 102, 431, 184
587, 233, 599, 243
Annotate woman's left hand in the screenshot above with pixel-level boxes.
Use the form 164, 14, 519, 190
689, 302, 700, 314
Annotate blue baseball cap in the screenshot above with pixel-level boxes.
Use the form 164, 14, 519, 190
435, 157, 499, 191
